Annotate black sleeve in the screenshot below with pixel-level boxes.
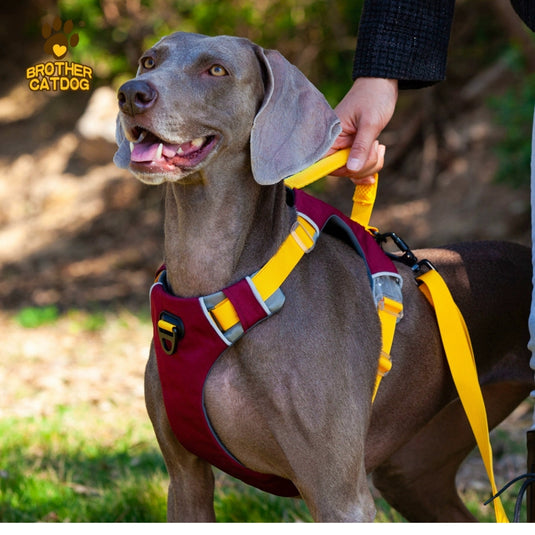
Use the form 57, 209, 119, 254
511, 0, 535, 31
352, 0, 456, 89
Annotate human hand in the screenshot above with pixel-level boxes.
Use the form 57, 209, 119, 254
328, 77, 398, 184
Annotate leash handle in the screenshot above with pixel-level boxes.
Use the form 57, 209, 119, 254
284, 148, 379, 229
284, 149, 351, 188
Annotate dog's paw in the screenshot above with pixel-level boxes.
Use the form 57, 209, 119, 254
42, 17, 79, 59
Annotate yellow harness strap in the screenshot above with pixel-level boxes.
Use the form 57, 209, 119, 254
373, 296, 402, 402
208, 214, 317, 331
207, 149, 397, 398
210, 148, 380, 335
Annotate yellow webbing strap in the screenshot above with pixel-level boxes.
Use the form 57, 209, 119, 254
416, 268, 508, 523
209, 214, 317, 331
285, 149, 351, 189
372, 297, 402, 402
351, 180, 378, 231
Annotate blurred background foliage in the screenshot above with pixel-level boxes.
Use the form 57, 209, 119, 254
3, 0, 534, 183
56, 0, 364, 106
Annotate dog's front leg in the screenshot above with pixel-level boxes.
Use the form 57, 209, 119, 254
274, 409, 376, 522
297, 463, 375, 522
165, 447, 216, 522
145, 346, 216, 522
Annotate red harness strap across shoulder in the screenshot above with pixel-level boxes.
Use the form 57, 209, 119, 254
150, 189, 399, 497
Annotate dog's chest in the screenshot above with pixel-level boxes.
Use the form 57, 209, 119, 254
202, 351, 283, 468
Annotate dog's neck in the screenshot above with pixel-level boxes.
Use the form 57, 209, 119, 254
163, 173, 290, 298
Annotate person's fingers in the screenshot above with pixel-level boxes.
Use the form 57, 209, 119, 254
358, 141, 384, 176
330, 141, 385, 181
325, 131, 353, 156
328, 77, 398, 180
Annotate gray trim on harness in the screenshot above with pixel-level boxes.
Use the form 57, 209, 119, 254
200, 281, 286, 345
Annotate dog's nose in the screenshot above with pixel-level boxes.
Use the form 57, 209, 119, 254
117, 80, 158, 116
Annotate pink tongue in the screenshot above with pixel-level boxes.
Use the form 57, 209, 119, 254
131, 141, 180, 163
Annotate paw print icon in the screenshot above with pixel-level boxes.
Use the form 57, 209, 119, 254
42, 17, 79, 59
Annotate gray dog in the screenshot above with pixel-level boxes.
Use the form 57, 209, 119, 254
114, 32, 533, 522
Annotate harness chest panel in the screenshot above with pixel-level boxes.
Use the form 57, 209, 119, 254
150, 189, 398, 497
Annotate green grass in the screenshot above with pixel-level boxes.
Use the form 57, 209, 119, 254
0, 406, 168, 522
14, 306, 60, 329
0, 405, 315, 522
214, 479, 312, 522
0, 402, 526, 522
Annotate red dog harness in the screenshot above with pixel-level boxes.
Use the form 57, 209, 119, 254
150, 188, 399, 497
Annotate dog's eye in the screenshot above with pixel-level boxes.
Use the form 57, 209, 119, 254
208, 64, 228, 77
141, 56, 156, 70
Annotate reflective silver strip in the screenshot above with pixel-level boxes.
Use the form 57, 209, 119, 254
199, 297, 233, 347
245, 275, 271, 316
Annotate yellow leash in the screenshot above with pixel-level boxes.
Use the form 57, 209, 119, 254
286, 150, 508, 522
416, 269, 508, 522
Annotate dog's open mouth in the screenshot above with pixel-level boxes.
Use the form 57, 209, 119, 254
128, 127, 218, 171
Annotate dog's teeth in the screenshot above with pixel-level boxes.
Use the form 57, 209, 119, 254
191, 137, 205, 148
136, 131, 147, 143
129, 142, 134, 152
155, 143, 163, 160
177, 146, 184, 155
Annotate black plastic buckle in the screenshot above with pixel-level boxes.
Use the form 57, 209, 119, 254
157, 312, 185, 355
374, 231, 419, 269
375, 231, 437, 282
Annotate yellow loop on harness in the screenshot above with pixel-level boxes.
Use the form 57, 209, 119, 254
351, 180, 378, 231
417, 268, 508, 523
284, 148, 379, 231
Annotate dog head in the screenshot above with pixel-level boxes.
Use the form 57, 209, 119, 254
114, 32, 340, 186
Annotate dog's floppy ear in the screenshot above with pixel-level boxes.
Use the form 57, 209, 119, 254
250, 47, 341, 185
113, 116, 131, 169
